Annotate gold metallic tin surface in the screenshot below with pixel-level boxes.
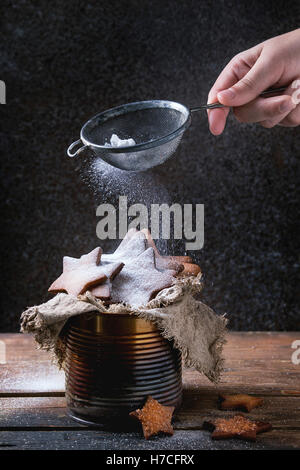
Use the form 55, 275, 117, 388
65, 312, 182, 426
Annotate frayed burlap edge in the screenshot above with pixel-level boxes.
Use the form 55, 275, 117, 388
21, 274, 228, 382
20, 293, 97, 367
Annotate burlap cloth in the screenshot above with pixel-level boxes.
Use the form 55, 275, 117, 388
20, 275, 228, 383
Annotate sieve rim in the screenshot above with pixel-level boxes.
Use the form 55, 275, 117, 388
80, 100, 191, 153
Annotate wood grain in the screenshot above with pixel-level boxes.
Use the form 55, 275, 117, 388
0, 332, 299, 450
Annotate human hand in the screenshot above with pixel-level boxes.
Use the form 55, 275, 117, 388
207, 29, 300, 135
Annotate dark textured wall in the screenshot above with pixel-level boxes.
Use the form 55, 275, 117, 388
1, 0, 299, 331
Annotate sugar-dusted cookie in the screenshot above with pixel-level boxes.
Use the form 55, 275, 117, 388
111, 247, 176, 307
203, 414, 272, 441
130, 396, 175, 439
180, 262, 201, 276
141, 229, 183, 274
48, 247, 123, 297
90, 281, 111, 300
219, 393, 264, 412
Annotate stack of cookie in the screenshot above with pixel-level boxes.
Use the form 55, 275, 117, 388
48, 229, 201, 308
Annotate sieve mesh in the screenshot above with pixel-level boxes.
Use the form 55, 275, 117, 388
85, 108, 187, 145
79, 101, 191, 171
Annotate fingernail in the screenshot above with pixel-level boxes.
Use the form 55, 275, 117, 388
208, 112, 214, 133
208, 113, 225, 135
218, 88, 236, 101
263, 120, 273, 128
280, 99, 295, 113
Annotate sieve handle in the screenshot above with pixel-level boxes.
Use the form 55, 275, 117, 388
67, 139, 88, 158
191, 103, 225, 111
190, 86, 287, 112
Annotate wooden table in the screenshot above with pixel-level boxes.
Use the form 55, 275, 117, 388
0, 332, 299, 450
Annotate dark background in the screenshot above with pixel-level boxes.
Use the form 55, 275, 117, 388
1, 0, 299, 331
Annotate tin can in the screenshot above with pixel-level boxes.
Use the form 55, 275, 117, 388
65, 311, 182, 427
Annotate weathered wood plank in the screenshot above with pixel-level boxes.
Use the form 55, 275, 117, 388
0, 334, 51, 362
0, 362, 65, 395
176, 392, 300, 430
0, 332, 299, 449
0, 334, 65, 394
1, 393, 299, 433
0, 397, 299, 429
1, 332, 299, 395
0, 429, 296, 450
2, 332, 299, 363
1, 396, 66, 411
185, 370, 300, 393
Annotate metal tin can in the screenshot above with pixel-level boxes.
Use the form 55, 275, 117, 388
65, 311, 182, 427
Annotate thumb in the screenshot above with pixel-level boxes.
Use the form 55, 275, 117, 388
217, 55, 276, 107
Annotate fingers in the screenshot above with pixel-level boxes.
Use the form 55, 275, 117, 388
277, 81, 300, 127
207, 37, 298, 134
207, 107, 229, 135
278, 105, 300, 126
209, 45, 262, 97
217, 54, 283, 107
233, 94, 296, 124
207, 45, 262, 135
207, 57, 244, 135
207, 83, 230, 135
259, 82, 300, 128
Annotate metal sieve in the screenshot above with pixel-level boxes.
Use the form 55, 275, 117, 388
67, 88, 286, 171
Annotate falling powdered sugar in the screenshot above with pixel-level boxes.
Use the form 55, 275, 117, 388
78, 135, 186, 256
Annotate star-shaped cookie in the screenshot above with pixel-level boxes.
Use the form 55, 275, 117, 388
90, 280, 111, 300
130, 396, 175, 439
203, 414, 272, 441
89, 232, 147, 300
219, 393, 264, 412
141, 229, 201, 276
103, 229, 147, 261
141, 229, 183, 273
110, 247, 176, 307
48, 247, 123, 297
